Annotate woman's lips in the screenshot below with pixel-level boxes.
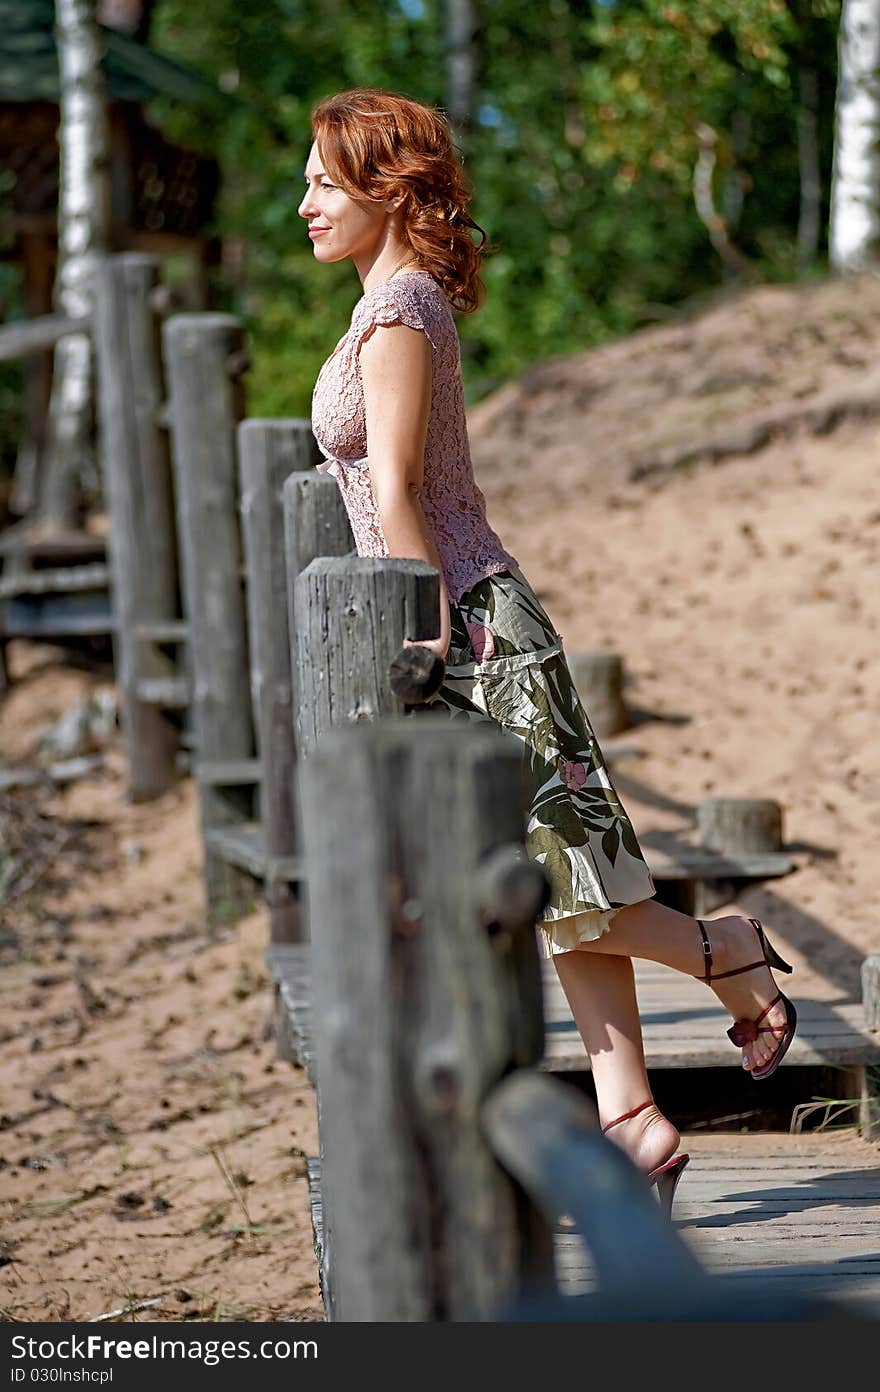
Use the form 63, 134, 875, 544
309, 227, 329, 238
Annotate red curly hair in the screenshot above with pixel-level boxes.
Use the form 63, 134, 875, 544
310, 88, 488, 313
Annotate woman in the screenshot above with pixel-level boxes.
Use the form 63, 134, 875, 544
299, 87, 796, 1213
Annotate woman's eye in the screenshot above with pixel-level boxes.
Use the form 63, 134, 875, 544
321, 181, 336, 190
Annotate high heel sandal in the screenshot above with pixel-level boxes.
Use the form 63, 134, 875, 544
601, 1100, 690, 1218
696, 917, 797, 1080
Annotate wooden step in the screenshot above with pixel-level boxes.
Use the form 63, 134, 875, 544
196, 758, 262, 786
0, 525, 105, 562
273, 948, 880, 1081
542, 960, 880, 1071
204, 821, 301, 883
132, 619, 189, 643
0, 562, 109, 598
266, 942, 314, 1080
646, 848, 795, 881
134, 675, 189, 708
1, 592, 114, 639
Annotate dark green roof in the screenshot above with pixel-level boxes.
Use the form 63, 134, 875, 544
0, 1, 218, 104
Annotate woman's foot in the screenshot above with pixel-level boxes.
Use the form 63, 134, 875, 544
698, 914, 792, 1074
599, 1100, 680, 1176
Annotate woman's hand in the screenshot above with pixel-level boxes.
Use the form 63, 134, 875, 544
403, 635, 449, 661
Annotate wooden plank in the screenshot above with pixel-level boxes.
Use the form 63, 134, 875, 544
0, 562, 109, 597
553, 1133, 880, 1306
541, 959, 880, 1069
267, 942, 315, 1079
645, 849, 795, 880
93, 254, 181, 801
0, 312, 92, 362
256, 933, 880, 1076
132, 619, 189, 642
239, 423, 320, 945
204, 821, 302, 883
163, 312, 256, 923
2, 593, 114, 639
134, 676, 189, 708
860, 956, 880, 1141
0, 528, 105, 562
195, 759, 262, 786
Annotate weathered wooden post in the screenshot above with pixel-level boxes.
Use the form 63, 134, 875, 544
289, 553, 446, 1314
267, 472, 354, 1065
282, 471, 355, 686
292, 556, 441, 757
298, 717, 552, 1320
163, 312, 255, 924
92, 253, 179, 800
567, 652, 628, 738
238, 423, 322, 945
697, 797, 784, 855
676, 795, 788, 917
861, 956, 880, 1143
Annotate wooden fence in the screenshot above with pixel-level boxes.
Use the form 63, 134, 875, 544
3, 255, 879, 1319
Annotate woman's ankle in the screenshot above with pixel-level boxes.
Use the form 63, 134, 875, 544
600, 1101, 680, 1175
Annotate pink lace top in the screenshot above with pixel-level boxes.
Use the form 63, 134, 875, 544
310, 270, 517, 604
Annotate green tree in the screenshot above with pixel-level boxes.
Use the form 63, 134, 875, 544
148, 0, 843, 413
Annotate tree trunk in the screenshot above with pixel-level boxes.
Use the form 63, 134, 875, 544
692, 123, 754, 281
444, 0, 477, 132
37, 0, 111, 532
829, 0, 880, 271
797, 62, 821, 269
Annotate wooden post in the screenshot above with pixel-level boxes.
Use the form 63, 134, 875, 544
861, 956, 880, 1143
292, 556, 440, 759
238, 422, 321, 944
297, 717, 551, 1321
163, 312, 255, 924
282, 471, 354, 693
92, 253, 179, 801
697, 797, 784, 854
267, 472, 353, 1061
566, 652, 627, 737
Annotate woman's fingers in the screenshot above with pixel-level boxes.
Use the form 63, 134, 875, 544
389, 643, 446, 702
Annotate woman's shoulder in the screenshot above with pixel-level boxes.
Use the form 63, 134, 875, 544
355, 271, 452, 343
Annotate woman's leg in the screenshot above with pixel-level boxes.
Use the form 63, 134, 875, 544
552, 950, 680, 1174
574, 899, 790, 1075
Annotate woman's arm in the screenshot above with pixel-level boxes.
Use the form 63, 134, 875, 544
360, 322, 451, 658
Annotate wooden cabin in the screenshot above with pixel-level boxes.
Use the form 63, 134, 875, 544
0, 0, 221, 517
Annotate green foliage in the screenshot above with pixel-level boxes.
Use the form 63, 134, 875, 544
143, 0, 842, 414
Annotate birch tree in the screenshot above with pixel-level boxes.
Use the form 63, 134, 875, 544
829, 0, 880, 270
444, 0, 477, 133
37, 0, 110, 532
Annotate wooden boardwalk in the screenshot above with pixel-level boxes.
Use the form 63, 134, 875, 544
276, 935, 880, 1317
541, 959, 879, 1072
273, 944, 880, 1082
555, 1131, 880, 1313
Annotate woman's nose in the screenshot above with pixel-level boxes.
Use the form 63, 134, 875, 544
298, 187, 315, 219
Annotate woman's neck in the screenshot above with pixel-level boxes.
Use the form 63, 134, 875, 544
358, 241, 421, 293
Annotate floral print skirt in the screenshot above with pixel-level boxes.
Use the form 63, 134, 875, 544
411, 566, 656, 957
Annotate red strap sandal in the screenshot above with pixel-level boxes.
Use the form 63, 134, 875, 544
696, 917, 798, 1080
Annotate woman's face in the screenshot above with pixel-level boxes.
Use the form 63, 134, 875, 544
298, 141, 390, 266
